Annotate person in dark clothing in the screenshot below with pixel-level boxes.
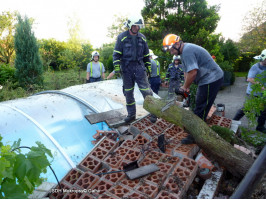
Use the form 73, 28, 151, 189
233, 49, 266, 133
113, 14, 157, 124
165, 55, 184, 99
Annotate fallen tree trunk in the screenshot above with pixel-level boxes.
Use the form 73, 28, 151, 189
143, 96, 254, 178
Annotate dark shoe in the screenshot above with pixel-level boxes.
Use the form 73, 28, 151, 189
181, 135, 195, 144
150, 114, 157, 123
256, 126, 266, 133
124, 115, 136, 124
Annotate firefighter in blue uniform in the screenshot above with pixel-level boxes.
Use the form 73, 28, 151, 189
165, 55, 184, 99
148, 49, 161, 94
112, 14, 157, 124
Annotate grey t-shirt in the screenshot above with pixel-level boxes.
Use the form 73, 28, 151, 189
181, 43, 223, 86
246, 63, 266, 96
151, 59, 160, 77
87, 62, 105, 78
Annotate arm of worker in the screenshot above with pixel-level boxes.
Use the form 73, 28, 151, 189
102, 72, 105, 80
180, 69, 197, 92
86, 72, 90, 83
113, 35, 123, 73
107, 71, 115, 79
247, 64, 265, 90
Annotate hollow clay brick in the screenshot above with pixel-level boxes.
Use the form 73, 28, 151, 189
156, 120, 169, 130
99, 138, 118, 152
103, 169, 125, 183
147, 151, 165, 161
64, 168, 83, 185
125, 191, 148, 199
144, 127, 158, 137
124, 149, 141, 162
132, 121, 146, 131
104, 154, 123, 169
120, 178, 140, 189
113, 146, 129, 157
179, 157, 198, 172
140, 117, 154, 127
151, 124, 163, 135
108, 185, 131, 198
91, 179, 113, 195
97, 192, 118, 199
136, 182, 159, 198
49, 182, 70, 199
174, 132, 189, 141
157, 162, 173, 174
121, 140, 137, 149
174, 144, 199, 158
134, 134, 149, 146
156, 190, 181, 199
80, 193, 95, 199
161, 155, 180, 166
160, 118, 172, 126
171, 167, 191, 189
75, 171, 99, 190
139, 157, 157, 166
163, 176, 183, 196
165, 143, 176, 155
144, 171, 166, 185
91, 147, 109, 160
62, 187, 83, 199
79, 156, 101, 173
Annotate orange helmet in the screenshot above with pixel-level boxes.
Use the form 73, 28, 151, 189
162, 34, 181, 52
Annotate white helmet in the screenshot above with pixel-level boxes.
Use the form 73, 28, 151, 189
91, 51, 100, 61
149, 49, 158, 59
254, 49, 266, 61
124, 14, 144, 29
173, 55, 181, 61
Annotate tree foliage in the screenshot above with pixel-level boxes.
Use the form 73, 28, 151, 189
0, 11, 17, 64
107, 15, 128, 41
14, 15, 43, 88
0, 135, 53, 198
141, 0, 221, 70
238, 0, 266, 53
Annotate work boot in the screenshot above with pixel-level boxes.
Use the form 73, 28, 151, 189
181, 135, 195, 144
150, 114, 157, 123
256, 126, 266, 133
124, 115, 136, 124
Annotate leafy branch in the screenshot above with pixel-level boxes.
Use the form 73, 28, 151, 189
0, 135, 53, 199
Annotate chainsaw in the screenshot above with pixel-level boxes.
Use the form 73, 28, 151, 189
161, 88, 190, 112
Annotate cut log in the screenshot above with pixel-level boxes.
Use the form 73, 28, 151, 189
143, 96, 254, 178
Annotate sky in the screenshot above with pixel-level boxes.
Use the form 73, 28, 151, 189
0, 0, 264, 48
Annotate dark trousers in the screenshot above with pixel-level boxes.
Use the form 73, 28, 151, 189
149, 76, 161, 94
194, 77, 224, 121
89, 77, 102, 83
122, 62, 153, 116
233, 95, 266, 129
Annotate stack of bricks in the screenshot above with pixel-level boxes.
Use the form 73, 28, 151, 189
49, 115, 199, 199
207, 114, 232, 128
91, 130, 118, 145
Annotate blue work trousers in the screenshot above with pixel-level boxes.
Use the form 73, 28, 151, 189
122, 62, 153, 116
89, 77, 102, 83
149, 76, 161, 94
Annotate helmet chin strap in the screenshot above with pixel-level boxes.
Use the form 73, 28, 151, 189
130, 27, 138, 34
172, 41, 183, 55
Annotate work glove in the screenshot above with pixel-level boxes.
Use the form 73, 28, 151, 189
114, 65, 120, 75
86, 79, 90, 83
147, 65, 151, 74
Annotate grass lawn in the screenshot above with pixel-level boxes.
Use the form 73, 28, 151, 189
234, 72, 248, 77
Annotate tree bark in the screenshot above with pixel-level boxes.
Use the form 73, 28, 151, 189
143, 96, 254, 178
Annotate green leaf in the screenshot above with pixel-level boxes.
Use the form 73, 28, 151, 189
14, 154, 33, 181
11, 138, 21, 152
1, 179, 28, 199
35, 141, 53, 158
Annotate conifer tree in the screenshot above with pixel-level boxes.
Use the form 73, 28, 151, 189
14, 15, 43, 88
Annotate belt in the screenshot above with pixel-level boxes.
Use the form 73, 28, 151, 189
91, 77, 101, 79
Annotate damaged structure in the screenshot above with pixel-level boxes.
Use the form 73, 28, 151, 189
0, 79, 250, 199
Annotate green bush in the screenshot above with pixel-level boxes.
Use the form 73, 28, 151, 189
240, 127, 266, 147
218, 61, 235, 85
211, 125, 238, 144
0, 63, 16, 84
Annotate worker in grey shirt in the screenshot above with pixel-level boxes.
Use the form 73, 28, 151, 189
163, 34, 224, 144
86, 51, 105, 83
